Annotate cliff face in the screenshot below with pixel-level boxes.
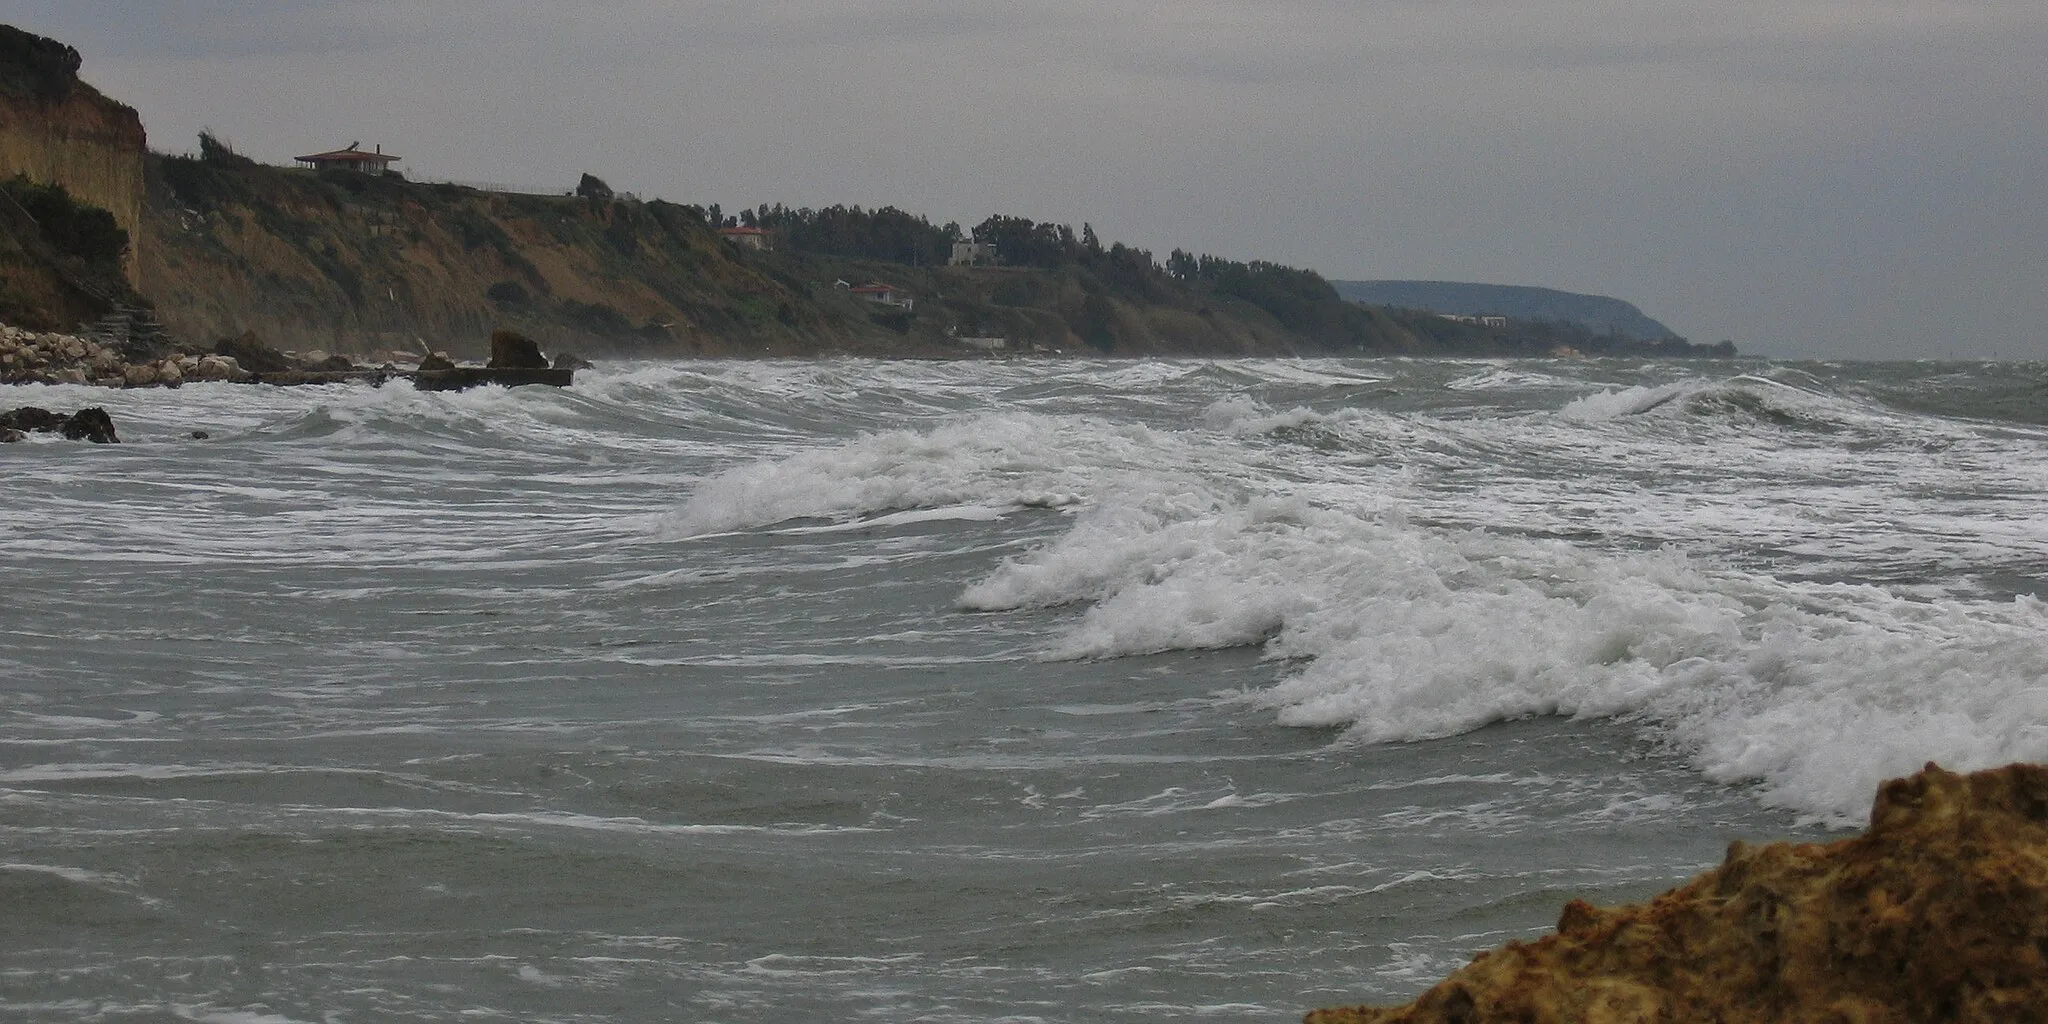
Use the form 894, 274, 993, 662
0, 25, 145, 287
139, 152, 869, 358
132, 152, 1376, 359
1307, 762, 2048, 1024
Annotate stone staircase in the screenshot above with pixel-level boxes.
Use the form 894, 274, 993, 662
86, 304, 172, 363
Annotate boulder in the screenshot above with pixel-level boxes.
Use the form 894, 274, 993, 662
487, 329, 549, 369
418, 352, 456, 372
213, 331, 295, 374
0, 407, 66, 432
0, 406, 118, 443
0, 428, 23, 443
314, 354, 355, 371
122, 362, 158, 387
552, 351, 595, 371
60, 407, 117, 443
1305, 762, 2048, 1024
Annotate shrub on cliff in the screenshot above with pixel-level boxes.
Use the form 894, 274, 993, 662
1, 174, 127, 270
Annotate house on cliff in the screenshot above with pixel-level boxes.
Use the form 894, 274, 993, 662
295, 143, 400, 175
849, 283, 913, 311
716, 225, 770, 251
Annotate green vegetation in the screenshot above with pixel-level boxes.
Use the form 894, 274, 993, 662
743, 204, 958, 266
1, 174, 127, 271
0, 23, 81, 100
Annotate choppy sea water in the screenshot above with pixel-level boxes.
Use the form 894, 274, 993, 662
4, 358, 2046, 1023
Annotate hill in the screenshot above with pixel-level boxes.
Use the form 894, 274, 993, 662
1329, 280, 1680, 341
0, 22, 1734, 361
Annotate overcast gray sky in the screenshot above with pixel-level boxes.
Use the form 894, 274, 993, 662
11, 1, 2045, 357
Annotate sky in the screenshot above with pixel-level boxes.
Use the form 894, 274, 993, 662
8, 0, 2046, 358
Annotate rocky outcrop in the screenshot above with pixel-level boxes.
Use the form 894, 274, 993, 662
0, 404, 116, 442
487, 328, 548, 369
210, 330, 293, 374
1306, 763, 2048, 1024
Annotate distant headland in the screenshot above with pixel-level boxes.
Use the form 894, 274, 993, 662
0, 23, 1734, 362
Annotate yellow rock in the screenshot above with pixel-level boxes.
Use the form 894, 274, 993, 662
1306, 763, 2048, 1024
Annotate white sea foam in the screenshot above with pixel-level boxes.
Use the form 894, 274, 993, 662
663, 413, 1199, 537
964, 484, 2048, 824
639, 374, 2048, 824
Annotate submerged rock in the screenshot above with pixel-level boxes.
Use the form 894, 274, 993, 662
1306, 762, 2048, 1024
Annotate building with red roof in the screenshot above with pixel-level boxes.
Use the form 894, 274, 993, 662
295, 142, 401, 174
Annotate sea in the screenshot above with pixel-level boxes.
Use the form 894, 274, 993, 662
4, 357, 2046, 1023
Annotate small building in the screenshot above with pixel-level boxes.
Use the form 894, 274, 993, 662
1435, 313, 1508, 328
850, 283, 914, 312
718, 225, 771, 251
950, 241, 998, 267
294, 142, 401, 174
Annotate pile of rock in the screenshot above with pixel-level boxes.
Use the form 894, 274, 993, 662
1305, 762, 2048, 1024
0, 324, 251, 386
1, 323, 586, 391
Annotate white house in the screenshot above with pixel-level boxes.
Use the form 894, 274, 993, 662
949, 241, 998, 266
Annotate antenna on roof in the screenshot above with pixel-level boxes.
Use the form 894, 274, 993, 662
348, 140, 360, 150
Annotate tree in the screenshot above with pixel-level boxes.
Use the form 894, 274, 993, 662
575, 173, 614, 201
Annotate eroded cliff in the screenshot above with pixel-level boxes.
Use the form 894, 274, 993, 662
0, 25, 145, 286
138, 147, 874, 358
1307, 762, 2048, 1024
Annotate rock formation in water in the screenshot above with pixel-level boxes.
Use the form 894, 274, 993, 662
1306, 762, 2048, 1024
487, 328, 548, 369
1, 403, 116, 442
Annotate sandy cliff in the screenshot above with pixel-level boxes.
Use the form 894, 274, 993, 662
1307, 762, 2048, 1024
0, 25, 145, 287
137, 149, 869, 358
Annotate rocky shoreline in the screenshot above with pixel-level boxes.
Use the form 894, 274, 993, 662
0, 323, 587, 392
1306, 762, 2048, 1024
0, 322, 429, 387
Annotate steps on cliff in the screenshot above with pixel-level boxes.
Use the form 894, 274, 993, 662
86, 304, 171, 362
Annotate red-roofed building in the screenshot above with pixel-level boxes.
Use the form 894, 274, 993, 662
849, 283, 913, 311
717, 225, 771, 251
295, 142, 401, 174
